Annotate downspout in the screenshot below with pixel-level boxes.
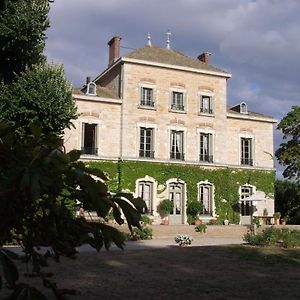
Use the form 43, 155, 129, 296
118, 63, 124, 191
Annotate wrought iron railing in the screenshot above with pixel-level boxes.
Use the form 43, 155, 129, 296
140, 100, 155, 107
171, 104, 185, 111
139, 150, 155, 158
170, 152, 185, 160
199, 154, 213, 163
241, 158, 253, 166
81, 147, 98, 155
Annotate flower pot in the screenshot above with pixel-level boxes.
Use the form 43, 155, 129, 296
224, 219, 229, 225
179, 243, 188, 247
195, 219, 202, 225
161, 218, 169, 225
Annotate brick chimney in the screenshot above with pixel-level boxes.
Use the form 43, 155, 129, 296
197, 52, 211, 64
108, 36, 121, 66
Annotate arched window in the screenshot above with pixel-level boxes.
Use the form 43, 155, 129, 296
240, 102, 248, 114
198, 181, 214, 216
87, 82, 97, 95
239, 184, 255, 216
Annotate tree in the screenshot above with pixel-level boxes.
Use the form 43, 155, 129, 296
0, 0, 49, 84
275, 180, 300, 224
0, 64, 77, 136
275, 106, 300, 183
0, 122, 143, 298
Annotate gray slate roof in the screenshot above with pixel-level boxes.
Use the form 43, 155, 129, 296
124, 46, 229, 75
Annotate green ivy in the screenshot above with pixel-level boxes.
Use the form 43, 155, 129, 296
88, 160, 275, 224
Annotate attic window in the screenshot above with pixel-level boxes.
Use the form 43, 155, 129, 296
87, 82, 97, 96
240, 102, 248, 114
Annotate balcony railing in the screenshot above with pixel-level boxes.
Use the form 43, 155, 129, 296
140, 100, 155, 107
199, 154, 213, 163
200, 107, 213, 114
139, 150, 155, 158
171, 104, 185, 111
241, 158, 253, 166
81, 147, 98, 155
170, 152, 185, 160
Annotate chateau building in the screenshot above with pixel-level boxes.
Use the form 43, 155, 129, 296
64, 36, 276, 225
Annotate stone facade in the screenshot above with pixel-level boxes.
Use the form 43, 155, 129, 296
64, 37, 276, 225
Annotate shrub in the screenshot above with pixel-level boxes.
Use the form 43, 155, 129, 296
195, 223, 207, 233
174, 234, 193, 246
187, 215, 196, 225
157, 199, 173, 217
141, 215, 151, 225
129, 226, 153, 240
244, 227, 300, 248
186, 201, 203, 217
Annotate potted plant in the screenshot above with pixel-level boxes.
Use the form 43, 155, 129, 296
273, 212, 281, 225
174, 234, 193, 247
158, 199, 173, 225
187, 201, 203, 225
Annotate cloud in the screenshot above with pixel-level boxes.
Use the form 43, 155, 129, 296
45, 0, 299, 178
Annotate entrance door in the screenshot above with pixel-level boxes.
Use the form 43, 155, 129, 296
138, 181, 153, 214
240, 185, 254, 225
168, 183, 184, 224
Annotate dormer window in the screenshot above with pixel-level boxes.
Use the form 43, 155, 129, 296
87, 82, 97, 96
240, 102, 248, 114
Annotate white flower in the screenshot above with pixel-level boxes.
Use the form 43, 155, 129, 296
221, 199, 227, 203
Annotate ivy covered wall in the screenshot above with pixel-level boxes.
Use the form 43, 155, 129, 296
88, 160, 275, 224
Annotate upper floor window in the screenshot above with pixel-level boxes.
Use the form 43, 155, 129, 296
86, 82, 97, 95
200, 95, 213, 114
140, 87, 155, 107
139, 127, 154, 158
171, 91, 185, 111
241, 137, 253, 166
199, 133, 213, 163
82, 123, 98, 155
170, 130, 184, 160
240, 102, 248, 114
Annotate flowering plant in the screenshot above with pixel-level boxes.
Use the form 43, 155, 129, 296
174, 234, 193, 246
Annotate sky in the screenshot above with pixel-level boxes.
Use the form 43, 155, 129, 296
45, 0, 300, 178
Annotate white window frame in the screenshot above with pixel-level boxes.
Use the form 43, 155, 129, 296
79, 117, 101, 156
197, 180, 215, 217
169, 87, 187, 113
138, 83, 157, 109
240, 102, 248, 114
239, 184, 256, 216
136, 123, 157, 159
86, 82, 97, 96
197, 128, 215, 164
239, 133, 254, 166
139, 127, 155, 159
198, 91, 214, 115
135, 176, 157, 215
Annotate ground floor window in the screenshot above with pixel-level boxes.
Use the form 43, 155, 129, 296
82, 123, 98, 155
138, 181, 153, 214
198, 183, 213, 216
169, 183, 184, 215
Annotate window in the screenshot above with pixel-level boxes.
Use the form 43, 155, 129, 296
199, 133, 213, 163
240, 185, 254, 216
200, 95, 213, 114
138, 181, 153, 214
240, 102, 248, 114
140, 87, 154, 107
82, 123, 98, 155
87, 82, 96, 95
198, 183, 213, 216
170, 130, 184, 160
169, 182, 184, 215
241, 137, 253, 165
171, 91, 185, 111
139, 127, 154, 158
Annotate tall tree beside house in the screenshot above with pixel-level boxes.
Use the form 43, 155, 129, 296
0, 0, 49, 84
0, 63, 77, 136
275, 106, 300, 183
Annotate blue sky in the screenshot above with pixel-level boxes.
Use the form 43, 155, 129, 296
45, 0, 300, 178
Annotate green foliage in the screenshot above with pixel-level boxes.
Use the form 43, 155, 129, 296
275, 179, 300, 224
89, 160, 275, 224
275, 106, 300, 183
0, 0, 50, 83
195, 223, 207, 233
244, 227, 300, 248
174, 234, 193, 246
157, 199, 173, 216
273, 212, 281, 220
141, 215, 151, 225
0, 64, 77, 136
129, 226, 153, 240
252, 216, 261, 227
187, 201, 203, 217
187, 215, 196, 225
0, 122, 141, 298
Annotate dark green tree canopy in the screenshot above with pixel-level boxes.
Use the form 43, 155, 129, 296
0, 64, 77, 136
275, 106, 300, 182
0, 0, 49, 83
